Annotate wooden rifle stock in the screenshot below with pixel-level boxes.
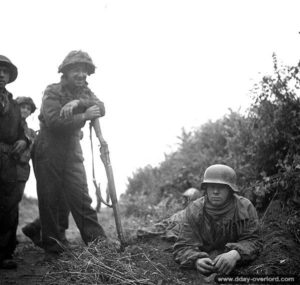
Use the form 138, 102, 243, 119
91, 119, 126, 249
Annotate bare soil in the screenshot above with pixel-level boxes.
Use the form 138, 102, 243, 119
1, 198, 299, 285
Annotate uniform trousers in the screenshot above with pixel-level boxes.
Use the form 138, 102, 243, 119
33, 131, 106, 253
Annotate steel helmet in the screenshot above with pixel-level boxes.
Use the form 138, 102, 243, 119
16, 96, 37, 113
0, 55, 18, 83
182, 187, 203, 202
200, 164, 239, 192
58, 50, 96, 75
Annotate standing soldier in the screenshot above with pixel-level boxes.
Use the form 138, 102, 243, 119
173, 164, 261, 277
0, 55, 28, 269
33, 50, 107, 258
21, 96, 70, 249
15, 96, 37, 198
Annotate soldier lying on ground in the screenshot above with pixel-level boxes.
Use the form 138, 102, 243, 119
137, 187, 203, 242
173, 164, 261, 276
0, 55, 29, 269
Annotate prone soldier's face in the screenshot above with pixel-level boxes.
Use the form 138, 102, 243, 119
20, 103, 32, 119
65, 64, 88, 88
206, 184, 231, 206
0, 66, 10, 88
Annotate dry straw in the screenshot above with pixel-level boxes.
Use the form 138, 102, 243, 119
43, 239, 185, 285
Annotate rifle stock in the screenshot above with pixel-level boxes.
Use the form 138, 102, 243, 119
92, 119, 126, 249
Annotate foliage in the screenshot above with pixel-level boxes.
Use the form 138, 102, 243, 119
246, 54, 300, 207
121, 54, 300, 244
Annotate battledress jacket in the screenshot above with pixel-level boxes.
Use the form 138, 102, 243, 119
17, 122, 36, 182
37, 79, 105, 160
39, 80, 105, 135
0, 90, 27, 145
173, 194, 261, 269
0, 90, 28, 212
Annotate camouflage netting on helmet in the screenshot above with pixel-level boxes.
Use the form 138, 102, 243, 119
58, 50, 96, 75
16, 96, 37, 113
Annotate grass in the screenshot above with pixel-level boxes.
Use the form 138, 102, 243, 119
17, 196, 300, 285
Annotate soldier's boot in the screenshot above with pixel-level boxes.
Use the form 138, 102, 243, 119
22, 223, 42, 248
58, 231, 78, 250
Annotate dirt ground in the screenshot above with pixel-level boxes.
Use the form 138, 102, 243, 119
1, 198, 299, 285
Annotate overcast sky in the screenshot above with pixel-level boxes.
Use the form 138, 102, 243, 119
2, 0, 300, 201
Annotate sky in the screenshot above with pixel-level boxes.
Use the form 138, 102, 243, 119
2, 0, 300, 202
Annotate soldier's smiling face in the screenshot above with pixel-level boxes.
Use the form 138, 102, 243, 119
0, 66, 10, 88
20, 103, 32, 119
65, 63, 88, 88
206, 183, 231, 206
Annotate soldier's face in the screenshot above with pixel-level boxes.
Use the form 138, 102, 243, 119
206, 184, 231, 206
0, 66, 10, 88
20, 103, 32, 119
65, 64, 88, 88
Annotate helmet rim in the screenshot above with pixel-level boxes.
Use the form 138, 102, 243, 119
0, 55, 18, 83
15, 96, 36, 113
58, 50, 96, 75
200, 164, 239, 192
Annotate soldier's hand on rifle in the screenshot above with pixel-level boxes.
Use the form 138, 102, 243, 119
84, 105, 101, 121
12, 139, 27, 155
60, 100, 80, 118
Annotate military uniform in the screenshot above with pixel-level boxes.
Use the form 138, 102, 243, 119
173, 194, 261, 268
16, 122, 36, 199
15, 96, 37, 196
0, 58, 28, 265
137, 188, 203, 242
33, 72, 106, 253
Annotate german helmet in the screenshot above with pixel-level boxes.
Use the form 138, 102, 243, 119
200, 164, 239, 192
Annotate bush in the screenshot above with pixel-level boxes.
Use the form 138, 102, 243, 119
122, 54, 300, 217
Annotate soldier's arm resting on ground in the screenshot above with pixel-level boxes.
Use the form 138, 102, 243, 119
173, 204, 210, 269
213, 250, 241, 275
224, 202, 262, 264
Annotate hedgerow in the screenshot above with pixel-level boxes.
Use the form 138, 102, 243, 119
121, 54, 300, 242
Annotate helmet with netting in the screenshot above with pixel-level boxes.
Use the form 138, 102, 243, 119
16, 96, 37, 113
58, 50, 96, 75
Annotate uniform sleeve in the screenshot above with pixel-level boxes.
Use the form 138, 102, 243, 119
17, 122, 28, 142
225, 203, 262, 263
41, 90, 86, 132
19, 125, 35, 163
17, 113, 30, 146
173, 205, 209, 268
78, 90, 105, 117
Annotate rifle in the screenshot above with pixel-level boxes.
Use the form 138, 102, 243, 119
90, 119, 126, 250
89, 124, 110, 211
